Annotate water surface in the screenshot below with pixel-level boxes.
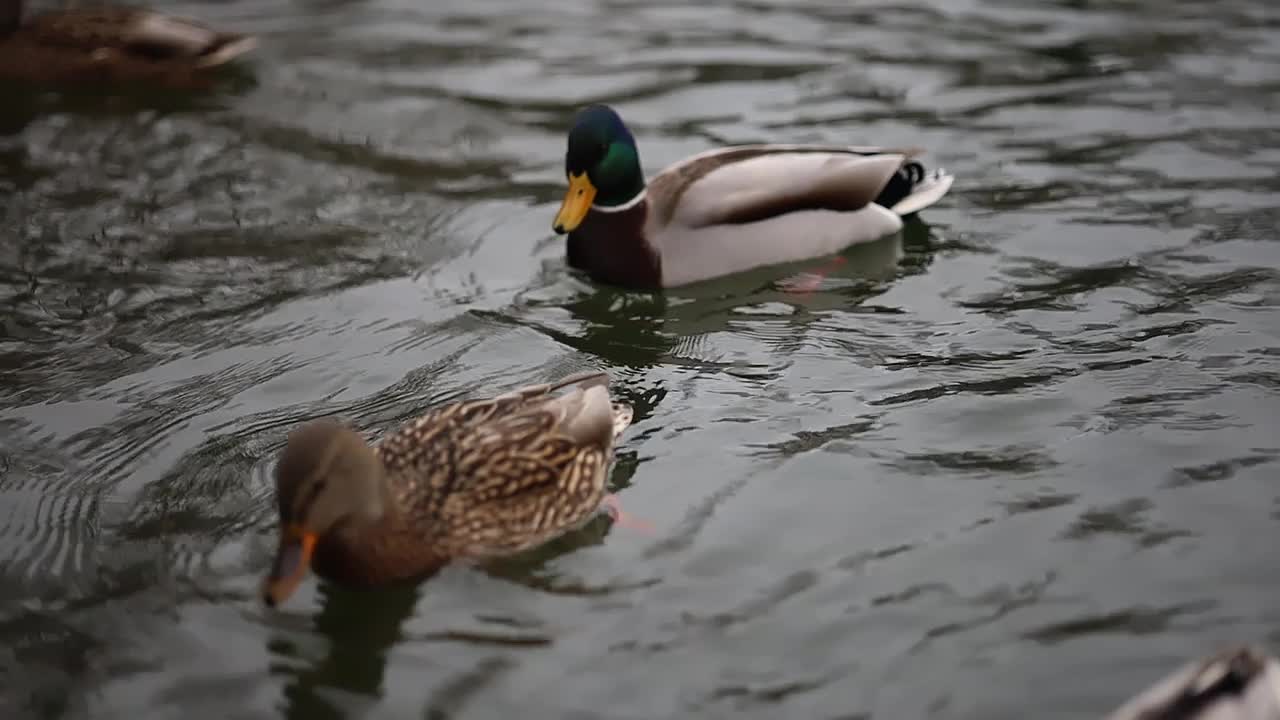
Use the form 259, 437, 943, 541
2, 0, 1279, 717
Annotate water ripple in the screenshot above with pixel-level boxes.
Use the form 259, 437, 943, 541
2, 0, 1279, 717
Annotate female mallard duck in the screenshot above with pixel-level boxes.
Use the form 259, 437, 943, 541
261, 371, 634, 608
0, 0, 256, 89
552, 104, 955, 289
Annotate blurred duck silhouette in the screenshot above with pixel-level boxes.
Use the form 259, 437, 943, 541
1109, 646, 1280, 720
0, 0, 255, 89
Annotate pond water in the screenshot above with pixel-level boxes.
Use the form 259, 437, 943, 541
2, 0, 1279, 717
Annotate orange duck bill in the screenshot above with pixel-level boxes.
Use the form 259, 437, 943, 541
553, 172, 597, 234
261, 526, 317, 607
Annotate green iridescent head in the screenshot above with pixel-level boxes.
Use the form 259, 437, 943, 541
553, 104, 646, 233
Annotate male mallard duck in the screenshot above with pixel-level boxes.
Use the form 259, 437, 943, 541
1108, 646, 1280, 720
0, 0, 256, 89
551, 104, 955, 289
261, 371, 635, 608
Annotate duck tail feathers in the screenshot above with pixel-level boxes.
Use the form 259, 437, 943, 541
887, 165, 954, 216
194, 34, 259, 68
610, 402, 633, 441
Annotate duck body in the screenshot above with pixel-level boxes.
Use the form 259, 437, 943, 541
0, 2, 256, 89
261, 371, 633, 605
322, 372, 632, 586
554, 105, 954, 289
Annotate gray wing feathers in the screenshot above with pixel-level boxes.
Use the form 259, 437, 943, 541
671, 152, 905, 229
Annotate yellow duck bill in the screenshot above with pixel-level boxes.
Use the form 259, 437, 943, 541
553, 172, 597, 234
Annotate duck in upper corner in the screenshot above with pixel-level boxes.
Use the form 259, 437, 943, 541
1108, 645, 1280, 720
550, 103, 955, 290
0, 0, 256, 90
261, 371, 637, 608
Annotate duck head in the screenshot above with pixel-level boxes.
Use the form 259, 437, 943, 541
261, 419, 387, 607
553, 104, 646, 233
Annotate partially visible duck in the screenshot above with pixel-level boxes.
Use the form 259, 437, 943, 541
0, 0, 256, 89
551, 103, 954, 289
261, 371, 634, 608
1108, 646, 1280, 720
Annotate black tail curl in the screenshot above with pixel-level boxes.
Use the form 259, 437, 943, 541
873, 160, 927, 211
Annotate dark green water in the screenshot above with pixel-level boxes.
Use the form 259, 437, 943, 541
2, 0, 1279, 717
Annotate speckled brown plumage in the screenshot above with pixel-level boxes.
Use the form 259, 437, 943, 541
0, 1, 256, 90
263, 371, 633, 603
